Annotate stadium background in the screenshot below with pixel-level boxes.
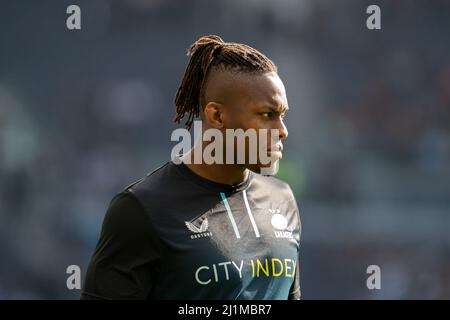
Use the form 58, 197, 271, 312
0, 0, 449, 299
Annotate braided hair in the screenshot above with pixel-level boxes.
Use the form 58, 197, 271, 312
174, 35, 277, 129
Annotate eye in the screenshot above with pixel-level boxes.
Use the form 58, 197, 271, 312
261, 112, 273, 118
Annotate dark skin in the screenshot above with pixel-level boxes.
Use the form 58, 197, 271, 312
181, 70, 289, 186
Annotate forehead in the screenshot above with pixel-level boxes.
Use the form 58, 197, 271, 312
232, 72, 287, 109
204, 70, 287, 109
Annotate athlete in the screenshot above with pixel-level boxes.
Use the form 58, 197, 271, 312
81, 35, 302, 300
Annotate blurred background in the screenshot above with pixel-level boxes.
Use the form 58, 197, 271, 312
0, 0, 449, 299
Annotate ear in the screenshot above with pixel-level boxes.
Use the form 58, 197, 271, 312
203, 102, 224, 129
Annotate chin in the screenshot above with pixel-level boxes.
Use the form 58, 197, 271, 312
248, 159, 280, 176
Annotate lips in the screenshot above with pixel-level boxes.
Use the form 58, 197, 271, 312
267, 143, 283, 160
268, 143, 283, 153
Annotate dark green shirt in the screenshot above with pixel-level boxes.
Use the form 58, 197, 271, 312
82, 161, 301, 300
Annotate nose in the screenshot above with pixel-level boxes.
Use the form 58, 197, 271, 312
278, 118, 288, 141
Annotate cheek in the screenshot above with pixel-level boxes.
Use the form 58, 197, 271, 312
240, 114, 265, 130
224, 112, 254, 129
222, 111, 239, 128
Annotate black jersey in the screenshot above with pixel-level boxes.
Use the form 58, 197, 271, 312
81, 160, 302, 300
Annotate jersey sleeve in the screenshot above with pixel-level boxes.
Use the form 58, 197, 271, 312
288, 257, 301, 300
81, 192, 161, 300
288, 190, 301, 300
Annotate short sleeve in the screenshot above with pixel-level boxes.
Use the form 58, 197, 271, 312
288, 192, 301, 300
288, 257, 301, 300
81, 192, 161, 300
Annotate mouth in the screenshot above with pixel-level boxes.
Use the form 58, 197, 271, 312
269, 143, 283, 152
268, 144, 283, 159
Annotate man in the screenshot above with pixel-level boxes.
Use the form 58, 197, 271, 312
81, 35, 301, 300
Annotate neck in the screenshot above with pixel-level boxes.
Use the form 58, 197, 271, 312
180, 144, 249, 186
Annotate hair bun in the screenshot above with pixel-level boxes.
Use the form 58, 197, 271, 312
187, 35, 224, 57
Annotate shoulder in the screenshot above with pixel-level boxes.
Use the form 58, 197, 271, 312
125, 162, 173, 194
252, 173, 297, 201
121, 162, 176, 205
111, 161, 188, 216
102, 191, 152, 238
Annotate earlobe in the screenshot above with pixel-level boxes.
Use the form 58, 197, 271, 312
204, 102, 224, 129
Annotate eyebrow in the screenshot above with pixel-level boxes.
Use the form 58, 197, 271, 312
260, 104, 289, 113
